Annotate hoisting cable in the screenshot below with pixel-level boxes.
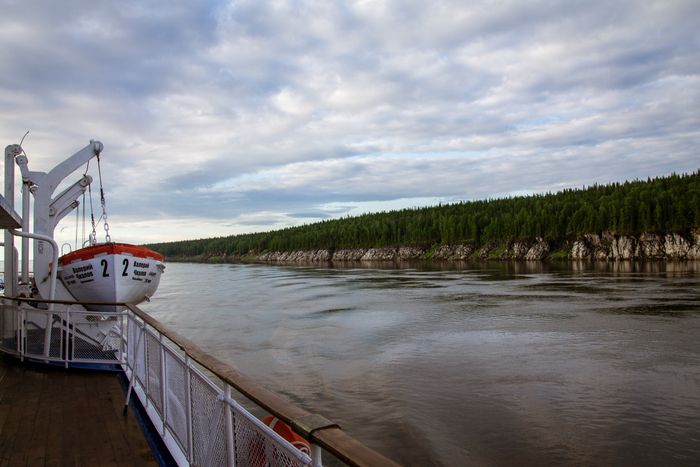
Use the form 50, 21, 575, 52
80, 190, 86, 249
95, 153, 111, 243
82, 159, 97, 246
75, 199, 79, 251
87, 180, 98, 246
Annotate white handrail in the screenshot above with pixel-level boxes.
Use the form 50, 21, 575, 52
8, 229, 58, 306
9, 230, 59, 358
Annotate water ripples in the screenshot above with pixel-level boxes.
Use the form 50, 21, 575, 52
142, 260, 700, 466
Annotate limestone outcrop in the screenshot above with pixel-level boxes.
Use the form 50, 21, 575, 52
430, 243, 476, 260
568, 229, 700, 260
173, 229, 700, 263
525, 239, 550, 260
257, 249, 333, 261
331, 249, 368, 261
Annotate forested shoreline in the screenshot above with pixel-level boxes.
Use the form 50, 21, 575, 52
147, 171, 700, 261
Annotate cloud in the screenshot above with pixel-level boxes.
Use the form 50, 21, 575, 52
0, 0, 698, 244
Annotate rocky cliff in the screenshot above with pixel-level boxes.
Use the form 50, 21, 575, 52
175, 229, 700, 263
568, 230, 700, 260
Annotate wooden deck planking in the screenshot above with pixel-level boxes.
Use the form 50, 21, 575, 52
60, 371, 82, 467
44, 378, 65, 467
84, 373, 119, 467
27, 372, 51, 467
1, 361, 35, 466
0, 355, 158, 467
106, 380, 156, 464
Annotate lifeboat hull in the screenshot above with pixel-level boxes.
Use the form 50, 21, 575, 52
56, 243, 164, 311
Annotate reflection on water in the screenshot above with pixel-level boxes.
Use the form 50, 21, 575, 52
141, 261, 700, 466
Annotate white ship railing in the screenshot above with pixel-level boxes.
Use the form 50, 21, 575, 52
0, 298, 399, 467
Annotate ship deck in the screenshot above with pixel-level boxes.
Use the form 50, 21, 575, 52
0, 354, 158, 467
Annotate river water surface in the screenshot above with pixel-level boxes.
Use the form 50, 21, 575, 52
140, 260, 700, 466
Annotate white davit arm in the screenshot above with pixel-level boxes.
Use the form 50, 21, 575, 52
23, 141, 104, 302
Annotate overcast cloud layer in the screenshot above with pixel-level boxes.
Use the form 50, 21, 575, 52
1, 0, 699, 245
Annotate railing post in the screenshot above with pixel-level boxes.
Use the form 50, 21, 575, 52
142, 321, 149, 409
64, 310, 70, 368
119, 312, 126, 364
159, 331, 167, 436
70, 311, 76, 362
20, 307, 25, 361
43, 312, 52, 358
15, 306, 21, 356
128, 315, 135, 369
311, 444, 322, 467
224, 384, 235, 467
123, 320, 145, 415
185, 355, 193, 464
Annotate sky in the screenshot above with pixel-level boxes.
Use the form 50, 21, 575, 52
1, 0, 699, 247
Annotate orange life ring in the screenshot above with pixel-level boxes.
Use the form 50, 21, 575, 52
262, 415, 312, 456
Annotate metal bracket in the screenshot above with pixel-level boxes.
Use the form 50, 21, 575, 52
6, 144, 21, 158
291, 413, 341, 439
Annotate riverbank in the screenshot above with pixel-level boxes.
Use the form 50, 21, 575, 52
163, 229, 700, 263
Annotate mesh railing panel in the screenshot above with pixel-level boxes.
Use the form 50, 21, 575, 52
73, 331, 99, 361
73, 323, 103, 361
23, 311, 52, 358
0, 305, 18, 354
96, 315, 124, 357
101, 330, 123, 358
127, 317, 136, 363
50, 318, 64, 359
3, 308, 124, 364
146, 331, 163, 417
190, 370, 227, 466
70, 316, 108, 361
232, 410, 311, 467
127, 318, 147, 389
164, 346, 190, 457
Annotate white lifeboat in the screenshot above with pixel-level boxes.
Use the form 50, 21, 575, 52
56, 243, 165, 311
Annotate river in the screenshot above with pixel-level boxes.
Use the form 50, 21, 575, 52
139, 260, 700, 467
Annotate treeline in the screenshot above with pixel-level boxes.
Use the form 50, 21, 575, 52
147, 171, 700, 257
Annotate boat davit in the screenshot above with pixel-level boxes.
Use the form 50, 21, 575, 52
4, 138, 165, 312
